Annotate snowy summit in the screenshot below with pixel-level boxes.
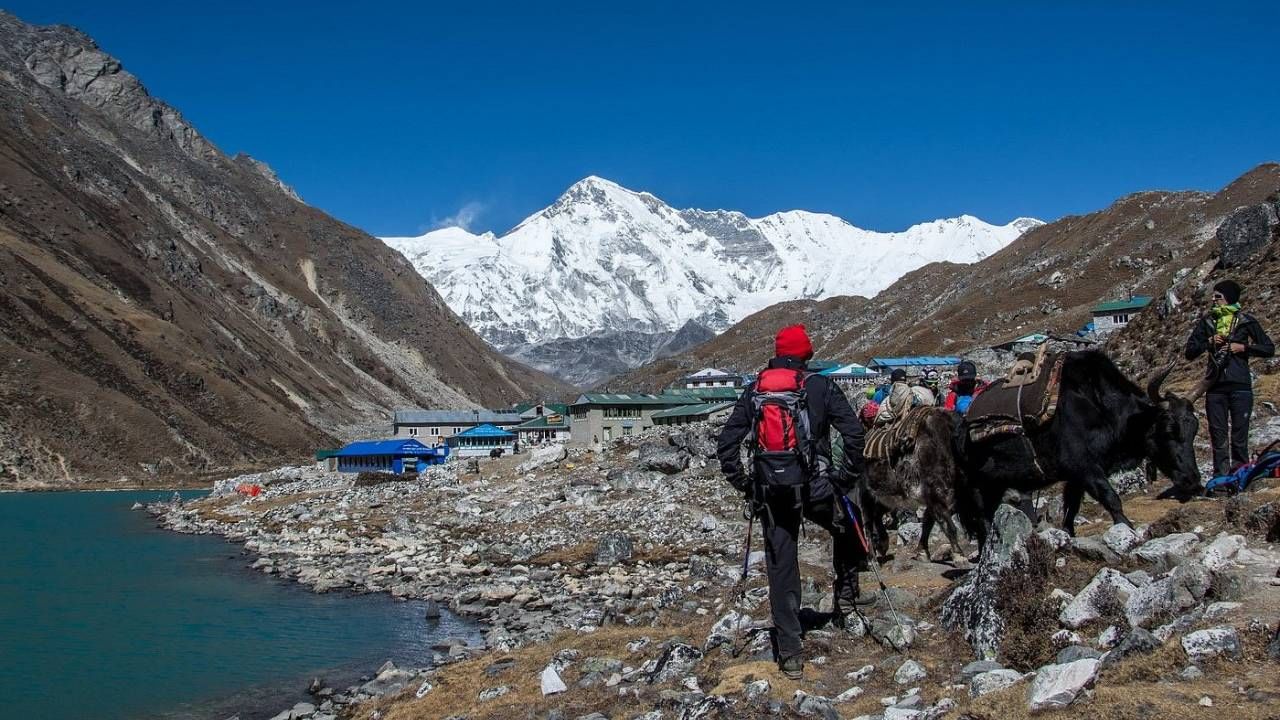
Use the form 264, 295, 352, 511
383, 176, 1041, 384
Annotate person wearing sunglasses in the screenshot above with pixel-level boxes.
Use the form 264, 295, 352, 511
1184, 279, 1275, 475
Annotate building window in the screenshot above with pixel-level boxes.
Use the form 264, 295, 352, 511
1113, 314, 1130, 324
430, 427, 440, 436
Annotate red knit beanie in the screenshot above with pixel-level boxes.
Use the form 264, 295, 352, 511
775, 324, 814, 361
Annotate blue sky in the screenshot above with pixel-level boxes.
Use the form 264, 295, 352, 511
11, 2, 1279, 236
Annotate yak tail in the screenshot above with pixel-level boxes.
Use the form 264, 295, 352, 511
949, 415, 986, 541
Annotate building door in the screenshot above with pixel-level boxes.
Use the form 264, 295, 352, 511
603, 427, 612, 442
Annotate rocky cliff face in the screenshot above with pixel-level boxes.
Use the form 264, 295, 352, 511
610, 164, 1280, 391
0, 12, 568, 486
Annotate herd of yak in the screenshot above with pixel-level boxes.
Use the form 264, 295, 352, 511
859, 351, 1203, 561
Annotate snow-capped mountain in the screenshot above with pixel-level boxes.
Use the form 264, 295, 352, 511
384, 176, 1042, 386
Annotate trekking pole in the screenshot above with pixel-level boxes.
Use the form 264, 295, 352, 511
839, 494, 910, 653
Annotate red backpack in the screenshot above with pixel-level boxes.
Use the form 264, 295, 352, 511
749, 368, 814, 487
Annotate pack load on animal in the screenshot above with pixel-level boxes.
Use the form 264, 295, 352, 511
864, 406, 934, 462
750, 368, 813, 487
964, 347, 1065, 443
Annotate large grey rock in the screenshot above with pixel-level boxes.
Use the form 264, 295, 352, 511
1069, 536, 1121, 564
1197, 533, 1245, 571
648, 643, 703, 684
594, 532, 634, 566
541, 665, 567, 695
959, 660, 1004, 681
517, 444, 567, 474
870, 612, 917, 650
359, 667, 415, 696
1102, 524, 1142, 554
941, 505, 1033, 658
1055, 645, 1102, 664
1181, 626, 1243, 663
1124, 561, 1210, 628
1216, 201, 1280, 268
1132, 533, 1200, 569
1026, 659, 1099, 712
1059, 568, 1136, 629
638, 444, 692, 474
794, 691, 840, 719
894, 659, 927, 685
1101, 628, 1161, 668
969, 669, 1024, 698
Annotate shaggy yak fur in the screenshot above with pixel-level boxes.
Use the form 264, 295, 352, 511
954, 351, 1202, 546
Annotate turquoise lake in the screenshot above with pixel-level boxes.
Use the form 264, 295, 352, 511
0, 491, 477, 720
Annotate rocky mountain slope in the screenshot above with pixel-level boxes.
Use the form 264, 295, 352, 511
0, 12, 568, 487
384, 177, 1040, 386
610, 164, 1280, 391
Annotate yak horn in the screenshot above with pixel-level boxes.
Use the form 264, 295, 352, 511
1188, 378, 1211, 402
1146, 363, 1174, 402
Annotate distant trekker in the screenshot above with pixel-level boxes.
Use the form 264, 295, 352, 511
874, 369, 912, 426
1185, 280, 1274, 475
716, 324, 867, 679
944, 360, 988, 415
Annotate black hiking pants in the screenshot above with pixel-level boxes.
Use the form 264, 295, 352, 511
1206, 390, 1253, 475
760, 487, 864, 661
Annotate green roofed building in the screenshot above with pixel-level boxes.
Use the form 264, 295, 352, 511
1090, 295, 1152, 335
666, 386, 741, 401
651, 401, 736, 427
568, 392, 702, 444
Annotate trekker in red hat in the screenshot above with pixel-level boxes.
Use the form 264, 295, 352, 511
716, 324, 867, 679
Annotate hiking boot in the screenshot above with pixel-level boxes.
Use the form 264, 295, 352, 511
779, 655, 804, 679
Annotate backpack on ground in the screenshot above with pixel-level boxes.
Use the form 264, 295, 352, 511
749, 368, 814, 487
1204, 441, 1280, 496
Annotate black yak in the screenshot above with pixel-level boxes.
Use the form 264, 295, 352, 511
955, 351, 1201, 545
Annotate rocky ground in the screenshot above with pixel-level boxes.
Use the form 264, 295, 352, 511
150, 423, 1280, 720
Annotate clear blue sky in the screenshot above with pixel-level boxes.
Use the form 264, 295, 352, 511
11, 2, 1279, 236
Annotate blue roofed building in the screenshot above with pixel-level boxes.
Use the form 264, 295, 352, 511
333, 438, 449, 474
448, 423, 518, 457
867, 356, 962, 378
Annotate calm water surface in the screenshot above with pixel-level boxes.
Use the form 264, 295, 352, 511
0, 491, 476, 720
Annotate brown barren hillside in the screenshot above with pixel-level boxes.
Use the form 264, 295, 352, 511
607, 164, 1280, 391
0, 12, 570, 487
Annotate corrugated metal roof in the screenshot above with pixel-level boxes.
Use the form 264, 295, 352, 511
667, 387, 740, 400
868, 356, 961, 368
651, 401, 736, 419
571, 393, 704, 407
454, 423, 516, 438
335, 438, 436, 456
394, 409, 525, 424
1091, 296, 1152, 313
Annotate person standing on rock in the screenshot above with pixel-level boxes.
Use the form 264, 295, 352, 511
1185, 279, 1274, 475
716, 323, 867, 679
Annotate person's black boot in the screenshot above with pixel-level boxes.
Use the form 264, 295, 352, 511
779, 654, 804, 680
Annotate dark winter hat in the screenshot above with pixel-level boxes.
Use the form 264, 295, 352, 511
891, 369, 907, 382
957, 360, 977, 379
1213, 279, 1242, 305
775, 324, 815, 361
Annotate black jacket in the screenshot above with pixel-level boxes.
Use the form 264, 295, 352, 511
1184, 311, 1274, 391
716, 357, 866, 495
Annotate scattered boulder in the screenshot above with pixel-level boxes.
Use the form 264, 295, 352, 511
1215, 200, 1280, 268
1181, 626, 1243, 663
894, 659, 927, 685
870, 612, 917, 650
517, 444, 568, 474
1101, 627, 1161, 668
594, 532, 634, 566
1132, 533, 1200, 569
1124, 561, 1210, 628
959, 660, 1004, 682
1102, 524, 1142, 555
1056, 645, 1102, 664
970, 669, 1024, 698
1059, 568, 1136, 629
941, 504, 1033, 657
541, 665, 567, 695
1197, 533, 1245, 572
793, 691, 839, 719
649, 643, 703, 684
638, 444, 692, 474
1027, 659, 1099, 712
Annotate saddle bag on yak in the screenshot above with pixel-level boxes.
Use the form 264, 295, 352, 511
749, 368, 814, 487
964, 348, 1066, 443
